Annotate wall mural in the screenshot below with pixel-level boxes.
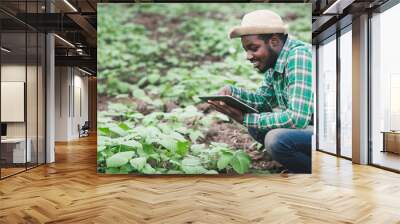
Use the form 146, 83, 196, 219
97, 3, 313, 175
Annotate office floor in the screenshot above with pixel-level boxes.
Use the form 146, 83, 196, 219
0, 135, 399, 223
372, 150, 400, 171
0, 163, 44, 178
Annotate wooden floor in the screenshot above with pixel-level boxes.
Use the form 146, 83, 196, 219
372, 150, 400, 171
1, 135, 400, 223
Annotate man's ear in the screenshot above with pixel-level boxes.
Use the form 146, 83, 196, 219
269, 34, 281, 48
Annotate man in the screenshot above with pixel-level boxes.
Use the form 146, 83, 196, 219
209, 9, 313, 173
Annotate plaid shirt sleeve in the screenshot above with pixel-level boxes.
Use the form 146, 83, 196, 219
229, 74, 277, 112
243, 47, 313, 129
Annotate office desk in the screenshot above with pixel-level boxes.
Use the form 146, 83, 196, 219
1, 138, 31, 163
381, 131, 400, 154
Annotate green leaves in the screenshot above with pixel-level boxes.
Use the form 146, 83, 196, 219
176, 141, 190, 157
130, 157, 147, 171
230, 151, 251, 174
215, 150, 251, 174
142, 164, 156, 174
217, 151, 234, 170
106, 151, 136, 168
181, 157, 207, 174
121, 140, 142, 150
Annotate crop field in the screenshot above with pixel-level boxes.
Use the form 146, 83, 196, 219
97, 3, 311, 175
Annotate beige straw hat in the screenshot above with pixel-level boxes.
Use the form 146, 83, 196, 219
229, 10, 288, 39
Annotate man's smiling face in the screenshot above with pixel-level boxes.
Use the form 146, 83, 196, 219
241, 35, 279, 73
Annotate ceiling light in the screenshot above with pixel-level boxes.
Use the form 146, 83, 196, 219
78, 67, 93, 76
1, 47, 11, 53
63, 0, 78, 12
54, 34, 75, 48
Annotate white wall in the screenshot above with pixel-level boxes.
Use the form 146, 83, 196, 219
1, 63, 46, 164
1, 65, 26, 138
55, 66, 69, 141
55, 67, 89, 141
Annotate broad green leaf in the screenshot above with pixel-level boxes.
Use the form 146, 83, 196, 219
189, 130, 203, 142
167, 170, 184, 174
205, 170, 219, 174
137, 143, 155, 158
235, 150, 252, 165
121, 140, 142, 150
181, 157, 207, 174
106, 151, 135, 168
130, 157, 147, 171
132, 88, 152, 102
159, 138, 177, 152
181, 157, 202, 166
142, 164, 156, 174
118, 122, 130, 131
176, 141, 189, 157
190, 144, 206, 156
230, 151, 251, 174
182, 165, 208, 174
171, 132, 186, 141
105, 167, 120, 174
98, 127, 110, 136
143, 143, 156, 154
119, 164, 134, 174
148, 74, 160, 84
109, 126, 128, 137
217, 151, 234, 170
149, 153, 161, 162
175, 126, 188, 134
97, 145, 106, 152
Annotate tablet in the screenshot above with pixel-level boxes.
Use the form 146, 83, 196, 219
199, 95, 259, 113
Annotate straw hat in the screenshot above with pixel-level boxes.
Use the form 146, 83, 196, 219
229, 10, 288, 39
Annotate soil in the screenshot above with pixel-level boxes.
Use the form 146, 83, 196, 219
98, 95, 154, 115
283, 12, 299, 21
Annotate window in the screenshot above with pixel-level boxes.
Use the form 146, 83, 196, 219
371, 3, 400, 171
317, 36, 337, 154
339, 28, 352, 158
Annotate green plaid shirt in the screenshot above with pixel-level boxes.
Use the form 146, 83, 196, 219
230, 38, 313, 130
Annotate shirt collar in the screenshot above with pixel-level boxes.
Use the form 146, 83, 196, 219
273, 37, 292, 74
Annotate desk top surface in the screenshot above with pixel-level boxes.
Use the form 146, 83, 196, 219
381, 131, 400, 134
1, 138, 30, 143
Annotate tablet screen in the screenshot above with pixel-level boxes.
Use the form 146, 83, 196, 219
199, 95, 259, 113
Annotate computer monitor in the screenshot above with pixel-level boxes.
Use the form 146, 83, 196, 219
1, 123, 7, 137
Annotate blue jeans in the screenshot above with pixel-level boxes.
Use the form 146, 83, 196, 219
248, 127, 313, 173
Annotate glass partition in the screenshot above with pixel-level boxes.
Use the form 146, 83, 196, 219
339, 28, 352, 158
0, 1, 46, 179
317, 35, 337, 154
27, 30, 38, 169
38, 32, 45, 165
1, 30, 27, 177
371, 3, 400, 171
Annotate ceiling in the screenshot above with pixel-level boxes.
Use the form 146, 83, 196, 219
0, 0, 99, 74
312, 0, 390, 43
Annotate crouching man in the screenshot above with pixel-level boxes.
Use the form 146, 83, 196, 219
209, 10, 313, 173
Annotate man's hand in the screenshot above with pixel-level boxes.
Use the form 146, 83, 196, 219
208, 100, 244, 124
217, 85, 232, 96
